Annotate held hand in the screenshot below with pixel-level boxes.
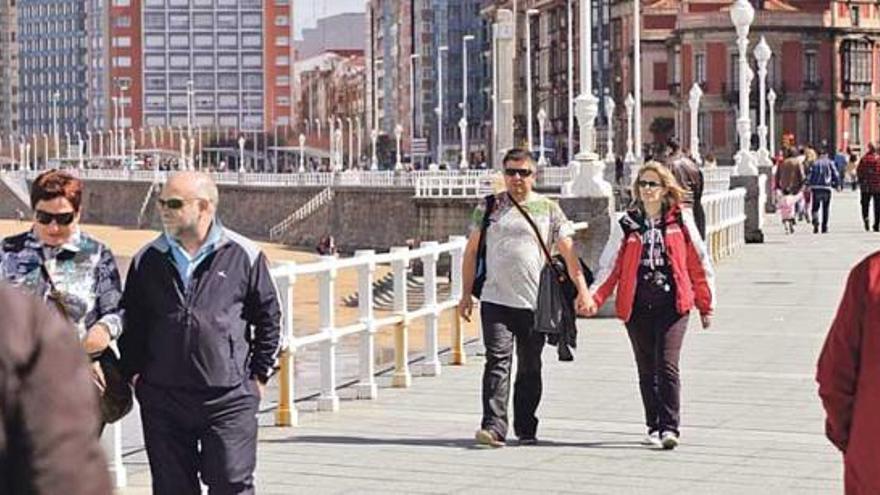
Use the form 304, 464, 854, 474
700, 314, 712, 329
458, 296, 474, 322
575, 293, 598, 317
91, 361, 107, 393
83, 323, 111, 355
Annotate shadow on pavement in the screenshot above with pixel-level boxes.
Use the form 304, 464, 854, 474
263, 435, 647, 450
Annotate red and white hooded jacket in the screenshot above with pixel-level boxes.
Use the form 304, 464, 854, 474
592, 205, 715, 321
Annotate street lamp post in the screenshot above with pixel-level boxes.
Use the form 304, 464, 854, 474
689, 83, 703, 164
298, 133, 306, 172
371, 129, 379, 170
328, 117, 335, 169
754, 37, 772, 167
112, 96, 119, 157
86, 131, 93, 160
567, 0, 575, 163
315, 119, 322, 140
25, 143, 30, 172
335, 127, 343, 171
65, 132, 71, 159
347, 117, 353, 171
461, 34, 475, 170
435, 45, 448, 166
31, 134, 37, 170
410, 53, 421, 168
238, 136, 246, 173
768, 88, 777, 158
526, 9, 539, 153
119, 84, 128, 161
537, 108, 548, 166
625, 93, 635, 163
605, 95, 615, 162
42, 134, 48, 169
730, 0, 757, 175
394, 124, 403, 171
51, 92, 60, 160
634, 0, 643, 160
356, 116, 362, 169
186, 80, 194, 169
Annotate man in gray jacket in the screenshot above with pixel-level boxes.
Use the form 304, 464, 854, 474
120, 172, 281, 494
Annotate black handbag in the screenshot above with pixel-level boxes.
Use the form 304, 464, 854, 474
507, 193, 592, 359
42, 264, 133, 425
471, 194, 496, 299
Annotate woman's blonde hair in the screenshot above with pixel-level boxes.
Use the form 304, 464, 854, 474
630, 161, 686, 209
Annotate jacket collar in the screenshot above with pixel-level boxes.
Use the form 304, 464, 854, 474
26, 228, 83, 255
152, 218, 228, 254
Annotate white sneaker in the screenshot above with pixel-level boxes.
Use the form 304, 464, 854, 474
661, 431, 680, 450
642, 431, 662, 447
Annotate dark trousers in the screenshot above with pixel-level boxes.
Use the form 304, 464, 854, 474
136, 380, 259, 495
811, 189, 832, 232
860, 191, 880, 229
480, 301, 545, 440
625, 308, 689, 435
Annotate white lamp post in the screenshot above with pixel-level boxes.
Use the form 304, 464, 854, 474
754, 36, 772, 167
25, 143, 30, 171
394, 124, 403, 170
78, 136, 84, 169
567, 0, 575, 163
335, 127, 343, 171
461, 34, 475, 170
31, 134, 37, 170
356, 116, 362, 169
51, 92, 60, 160
409, 53, 420, 168
371, 129, 379, 170
347, 117, 353, 171
119, 83, 128, 160
298, 133, 306, 173
238, 136, 246, 173
86, 130, 92, 160
730, 0, 757, 175
625, 93, 635, 162
98, 131, 104, 159
537, 108, 548, 166
634, 0, 643, 160
526, 9, 539, 153
604, 95, 615, 162
328, 118, 335, 169
768, 88, 777, 158
315, 118, 322, 140
42, 133, 48, 168
65, 132, 71, 159
689, 83, 703, 164
435, 45, 448, 166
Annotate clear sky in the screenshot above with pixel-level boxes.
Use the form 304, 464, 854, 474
295, 0, 366, 39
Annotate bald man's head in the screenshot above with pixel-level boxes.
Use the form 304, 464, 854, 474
166, 172, 219, 209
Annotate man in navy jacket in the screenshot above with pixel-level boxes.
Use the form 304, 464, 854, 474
120, 172, 281, 495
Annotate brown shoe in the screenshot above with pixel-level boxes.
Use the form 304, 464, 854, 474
475, 429, 505, 448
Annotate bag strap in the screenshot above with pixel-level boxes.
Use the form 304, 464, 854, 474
507, 192, 565, 277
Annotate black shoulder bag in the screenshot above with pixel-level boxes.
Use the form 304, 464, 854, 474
41, 263, 133, 425
471, 194, 496, 299
508, 193, 592, 361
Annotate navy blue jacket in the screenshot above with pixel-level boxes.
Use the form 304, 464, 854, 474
119, 226, 282, 389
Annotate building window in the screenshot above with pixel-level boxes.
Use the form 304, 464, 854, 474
841, 40, 872, 95
113, 16, 131, 28
698, 112, 710, 149
850, 112, 861, 145
113, 56, 131, 68
274, 15, 289, 27
113, 0, 131, 5
804, 51, 818, 84
695, 53, 706, 85
806, 111, 817, 144
850, 5, 860, 26
276, 56, 290, 67
729, 53, 739, 92
276, 75, 290, 86
275, 36, 289, 47
276, 96, 290, 106
112, 36, 131, 48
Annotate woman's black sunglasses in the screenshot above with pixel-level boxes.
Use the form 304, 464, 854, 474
35, 210, 75, 226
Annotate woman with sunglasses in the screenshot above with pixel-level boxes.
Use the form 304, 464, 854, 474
0, 170, 124, 426
591, 162, 715, 450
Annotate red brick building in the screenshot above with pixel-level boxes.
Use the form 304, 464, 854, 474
658, 0, 878, 162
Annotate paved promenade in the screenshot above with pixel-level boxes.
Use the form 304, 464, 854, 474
119, 191, 875, 494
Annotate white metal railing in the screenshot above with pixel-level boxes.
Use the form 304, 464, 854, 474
414, 174, 496, 198
268, 187, 335, 241
270, 236, 469, 425
701, 187, 747, 261
703, 166, 733, 193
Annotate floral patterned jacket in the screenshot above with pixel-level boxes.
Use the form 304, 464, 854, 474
0, 229, 123, 342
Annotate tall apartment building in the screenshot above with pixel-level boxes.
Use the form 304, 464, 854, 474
17, 0, 109, 135
0, 0, 18, 136
121, 0, 293, 133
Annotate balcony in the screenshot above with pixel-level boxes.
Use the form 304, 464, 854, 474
803, 79, 823, 92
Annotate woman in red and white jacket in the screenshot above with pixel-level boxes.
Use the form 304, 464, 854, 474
592, 161, 715, 450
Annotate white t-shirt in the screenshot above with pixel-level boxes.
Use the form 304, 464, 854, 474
469, 192, 575, 310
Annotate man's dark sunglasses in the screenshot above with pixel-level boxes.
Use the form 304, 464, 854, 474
504, 168, 533, 177
157, 197, 201, 210
35, 210, 75, 226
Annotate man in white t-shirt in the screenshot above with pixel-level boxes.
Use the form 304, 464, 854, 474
458, 148, 596, 447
